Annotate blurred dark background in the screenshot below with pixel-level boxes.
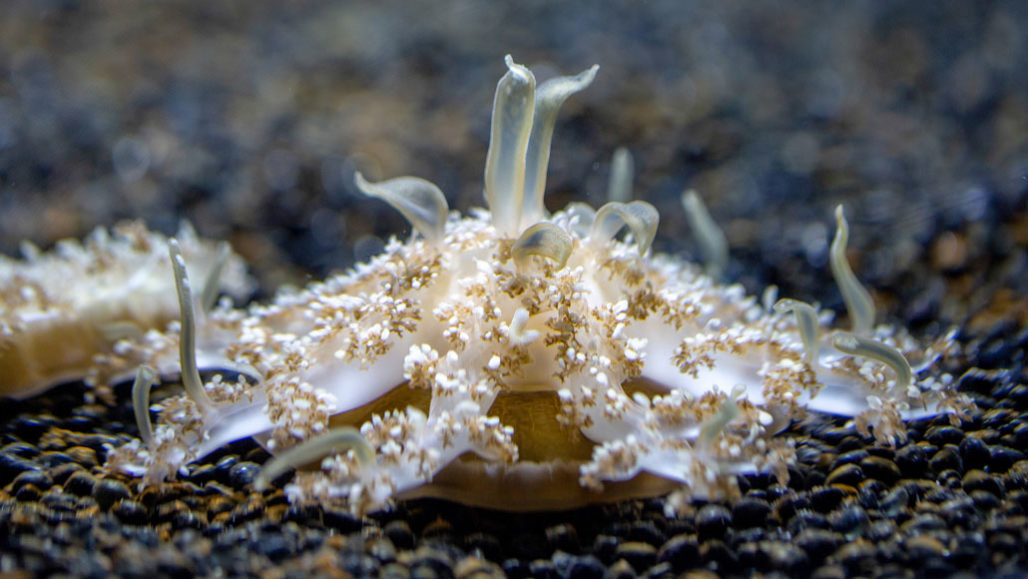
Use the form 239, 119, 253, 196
1, 0, 1025, 328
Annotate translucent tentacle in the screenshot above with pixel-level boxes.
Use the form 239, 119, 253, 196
254, 426, 375, 491
355, 172, 449, 242
131, 366, 157, 447
681, 190, 728, 280
590, 201, 659, 256
607, 147, 634, 204
521, 63, 599, 226
774, 298, 820, 367
830, 206, 875, 335
512, 222, 574, 271
834, 333, 913, 393
168, 239, 213, 410
484, 55, 536, 235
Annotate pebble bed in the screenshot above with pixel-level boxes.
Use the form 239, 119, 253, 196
1, 1, 1026, 577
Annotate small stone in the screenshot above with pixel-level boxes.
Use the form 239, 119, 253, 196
695, 504, 731, 540
92, 478, 130, 510
657, 534, 701, 572
825, 463, 863, 487
929, 446, 963, 474
604, 559, 635, 579
63, 470, 96, 497
113, 499, 148, 525
567, 555, 605, 579
958, 436, 992, 470
962, 469, 1004, 497
859, 455, 901, 484
793, 530, 842, 563
904, 535, 947, 561
809, 486, 847, 513
614, 541, 656, 573
64, 446, 98, 468
731, 497, 771, 529
988, 446, 1025, 473
829, 505, 870, 538
464, 533, 501, 562
384, 520, 415, 550
545, 523, 580, 553
10, 469, 52, 493
925, 425, 965, 446
226, 461, 261, 489
895, 444, 928, 477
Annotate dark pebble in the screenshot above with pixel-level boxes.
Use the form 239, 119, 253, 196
774, 493, 810, 523
859, 455, 901, 484
567, 555, 605, 579
592, 534, 620, 565
227, 496, 264, 525
64, 446, 98, 468
368, 536, 398, 564
323, 507, 362, 534
464, 532, 502, 562
939, 497, 980, 528
212, 455, 240, 485
10, 469, 52, 493
63, 470, 96, 497
226, 461, 261, 489
154, 499, 190, 525
113, 499, 148, 525
904, 535, 947, 563
420, 518, 455, 543
989, 446, 1025, 473
187, 463, 217, 485
983, 409, 1016, 430
341, 552, 381, 577
971, 489, 1002, 511
836, 541, 878, 576
950, 531, 986, 569
787, 510, 830, 534
959, 436, 992, 470
930, 446, 963, 474
546, 523, 581, 552
384, 520, 415, 550
695, 504, 731, 540
603, 559, 634, 579
657, 534, 701, 572
825, 463, 863, 487
14, 483, 41, 502
624, 520, 665, 546
962, 469, 1004, 497
831, 449, 869, 470
902, 513, 947, 534
700, 539, 738, 572
0, 453, 39, 486
1011, 422, 1028, 451
731, 497, 771, 529
614, 541, 656, 573
809, 486, 846, 513
502, 559, 530, 578
895, 444, 929, 477
789, 530, 838, 563
7, 416, 51, 442
926, 425, 965, 446
761, 541, 809, 574
92, 478, 130, 510
526, 559, 558, 579
829, 505, 870, 537
36, 451, 74, 469
49, 462, 82, 486
253, 532, 292, 561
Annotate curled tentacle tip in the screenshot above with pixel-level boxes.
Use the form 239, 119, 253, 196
254, 426, 375, 492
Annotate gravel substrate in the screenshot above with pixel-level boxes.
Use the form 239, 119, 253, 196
1, 1, 1026, 577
